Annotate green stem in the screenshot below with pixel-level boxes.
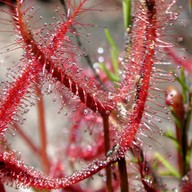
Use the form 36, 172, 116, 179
181, 93, 192, 175
180, 68, 188, 103
102, 115, 113, 192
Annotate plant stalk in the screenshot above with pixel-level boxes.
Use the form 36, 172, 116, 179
118, 157, 129, 192
36, 85, 50, 174
181, 93, 192, 176
0, 183, 6, 192
102, 115, 113, 192
14, 123, 40, 155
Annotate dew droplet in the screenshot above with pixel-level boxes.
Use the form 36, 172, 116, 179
98, 56, 104, 63
177, 37, 183, 42
53, 98, 57, 103
97, 47, 104, 54
105, 110, 110, 115
84, 109, 88, 114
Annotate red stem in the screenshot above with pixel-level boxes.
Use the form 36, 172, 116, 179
0, 182, 6, 192
103, 115, 113, 192
35, 85, 50, 174
117, 158, 129, 192
14, 123, 40, 156
0, 150, 117, 189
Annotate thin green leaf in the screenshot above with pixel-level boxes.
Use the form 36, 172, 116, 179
100, 63, 120, 82
110, 49, 119, 77
104, 28, 120, 80
174, 68, 190, 103
122, 0, 131, 29
176, 76, 190, 93
104, 28, 119, 57
154, 153, 180, 178
164, 130, 179, 149
180, 68, 188, 103
169, 107, 183, 129
152, 158, 158, 171
159, 171, 178, 177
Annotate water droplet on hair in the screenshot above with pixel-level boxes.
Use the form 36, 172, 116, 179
53, 98, 57, 103
84, 109, 88, 114
177, 37, 183, 42
98, 47, 104, 54
105, 110, 110, 115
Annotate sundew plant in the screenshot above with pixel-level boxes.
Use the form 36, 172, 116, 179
0, 0, 192, 191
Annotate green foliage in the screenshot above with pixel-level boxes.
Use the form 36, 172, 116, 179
100, 28, 120, 82
122, 0, 131, 29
